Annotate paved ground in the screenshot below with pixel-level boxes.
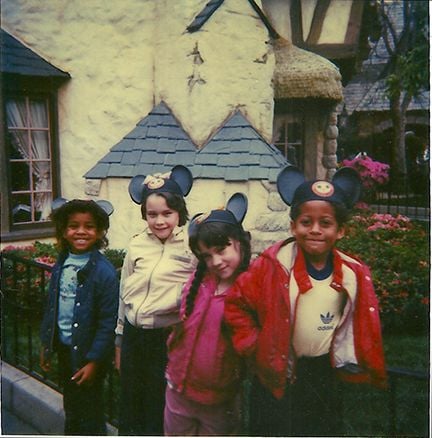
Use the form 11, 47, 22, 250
1, 407, 40, 435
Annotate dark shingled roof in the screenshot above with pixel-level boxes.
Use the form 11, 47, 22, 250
187, 0, 225, 32
85, 103, 288, 182
343, 2, 429, 115
195, 111, 288, 182
84, 102, 196, 179
0, 28, 70, 78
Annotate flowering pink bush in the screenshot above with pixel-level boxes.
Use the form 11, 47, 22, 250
34, 255, 56, 266
2, 242, 57, 265
2, 242, 57, 312
342, 155, 390, 200
365, 213, 411, 231
338, 211, 429, 334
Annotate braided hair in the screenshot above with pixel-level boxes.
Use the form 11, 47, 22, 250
184, 221, 251, 319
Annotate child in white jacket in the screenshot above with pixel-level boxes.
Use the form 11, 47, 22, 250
115, 165, 197, 436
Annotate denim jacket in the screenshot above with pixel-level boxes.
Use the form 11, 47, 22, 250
40, 249, 119, 372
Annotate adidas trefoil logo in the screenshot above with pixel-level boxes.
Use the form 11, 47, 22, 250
320, 312, 334, 324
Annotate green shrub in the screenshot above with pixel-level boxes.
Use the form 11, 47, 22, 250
103, 248, 126, 271
1, 242, 126, 315
2, 242, 126, 269
338, 210, 430, 334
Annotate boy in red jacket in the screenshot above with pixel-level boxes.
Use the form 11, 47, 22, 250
225, 166, 386, 436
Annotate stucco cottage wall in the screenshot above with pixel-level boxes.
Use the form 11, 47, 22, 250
2, 0, 292, 252
100, 179, 291, 253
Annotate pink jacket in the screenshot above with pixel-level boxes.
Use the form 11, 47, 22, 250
224, 239, 387, 399
166, 273, 243, 405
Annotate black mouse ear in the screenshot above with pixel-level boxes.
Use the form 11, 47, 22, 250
226, 193, 248, 224
96, 200, 114, 216
128, 175, 147, 204
276, 166, 306, 206
170, 165, 193, 196
51, 197, 68, 212
333, 167, 362, 207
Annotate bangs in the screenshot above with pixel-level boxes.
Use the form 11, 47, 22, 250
190, 222, 236, 256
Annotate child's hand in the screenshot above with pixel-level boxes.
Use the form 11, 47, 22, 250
114, 346, 121, 373
71, 361, 99, 386
39, 347, 51, 372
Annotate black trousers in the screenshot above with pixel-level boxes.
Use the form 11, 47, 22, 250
57, 343, 107, 436
118, 320, 170, 436
249, 354, 343, 437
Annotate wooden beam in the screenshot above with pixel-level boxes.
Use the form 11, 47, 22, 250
345, 0, 364, 45
247, 0, 280, 39
306, 0, 331, 45
290, 0, 304, 45
296, 43, 358, 59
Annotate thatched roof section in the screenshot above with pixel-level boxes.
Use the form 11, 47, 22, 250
273, 39, 343, 101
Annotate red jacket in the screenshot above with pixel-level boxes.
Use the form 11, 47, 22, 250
224, 239, 387, 399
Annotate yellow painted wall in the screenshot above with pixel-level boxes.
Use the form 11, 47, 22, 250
1, 0, 283, 250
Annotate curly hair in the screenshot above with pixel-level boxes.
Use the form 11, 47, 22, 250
140, 192, 189, 226
51, 200, 110, 252
184, 221, 251, 318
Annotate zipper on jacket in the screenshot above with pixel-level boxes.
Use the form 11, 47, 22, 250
288, 287, 301, 384
134, 244, 165, 326
330, 290, 353, 368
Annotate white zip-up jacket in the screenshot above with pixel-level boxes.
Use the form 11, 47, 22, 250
116, 226, 196, 340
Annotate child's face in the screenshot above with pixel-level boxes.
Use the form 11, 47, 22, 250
291, 200, 344, 265
145, 193, 180, 242
63, 212, 102, 254
197, 239, 242, 285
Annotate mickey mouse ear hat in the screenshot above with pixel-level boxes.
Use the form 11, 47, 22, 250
51, 198, 114, 216
188, 193, 248, 236
277, 166, 361, 210
129, 165, 193, 204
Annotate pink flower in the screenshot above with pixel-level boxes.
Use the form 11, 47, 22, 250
35, 256, 56, 267
342, 156, 390, 193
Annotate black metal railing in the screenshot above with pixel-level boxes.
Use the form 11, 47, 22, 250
370, 178, 429, 222
0, 252, 119, 427
1, 252, 429, 435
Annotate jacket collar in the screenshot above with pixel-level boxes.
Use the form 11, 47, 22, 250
263, 239, 345, 294
58, 248, 100, 282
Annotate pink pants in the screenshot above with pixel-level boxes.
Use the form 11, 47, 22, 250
164, 386, 241, 436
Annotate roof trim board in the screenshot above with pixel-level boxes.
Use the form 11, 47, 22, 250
1, 28, 70, 78
187, 0, 225, 33
187, 0, 279, 38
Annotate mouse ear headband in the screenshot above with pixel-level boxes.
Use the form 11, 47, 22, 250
276, 166, 361, 210
188, 193, 248, 236
128, 165, 193, 204
51, 198, 114, 216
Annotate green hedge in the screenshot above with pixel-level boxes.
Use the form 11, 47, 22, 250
2, 210, 429, 335
337, 210, 429, 334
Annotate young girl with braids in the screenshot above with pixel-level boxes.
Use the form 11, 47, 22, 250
164, 193, 251, 436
